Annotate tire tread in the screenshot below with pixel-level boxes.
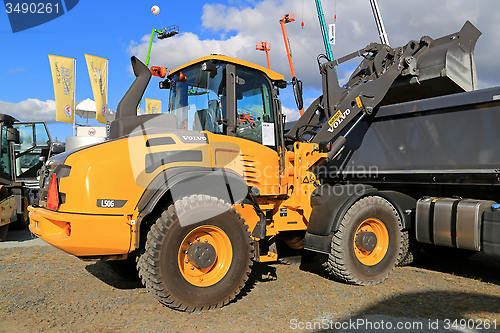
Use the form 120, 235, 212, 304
323, 196, 403, 286
137, 194, 253, 312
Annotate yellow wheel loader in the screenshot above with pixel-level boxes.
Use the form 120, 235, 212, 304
30, 21, 497, 311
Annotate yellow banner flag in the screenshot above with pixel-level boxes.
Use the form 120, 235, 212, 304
48, 55, 75, 124
145, 98, 162, 114
85, 54, 108, 124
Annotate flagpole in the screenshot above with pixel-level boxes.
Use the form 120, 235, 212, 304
73, 58, 76, 136
105, 58, 109, 123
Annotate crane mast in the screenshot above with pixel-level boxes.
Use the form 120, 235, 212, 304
369, 0, 390, 46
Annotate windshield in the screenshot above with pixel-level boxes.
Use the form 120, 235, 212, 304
169, 63, 226, 134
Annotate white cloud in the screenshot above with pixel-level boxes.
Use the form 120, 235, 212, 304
129, 0, 500, 99
282, 105, 300, 122
0, 99, 56, 122
128, 31, 255, 73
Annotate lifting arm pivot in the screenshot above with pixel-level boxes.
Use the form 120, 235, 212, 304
287, 38, 432, 160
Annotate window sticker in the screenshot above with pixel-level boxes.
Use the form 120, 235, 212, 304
262, 122, 275, 146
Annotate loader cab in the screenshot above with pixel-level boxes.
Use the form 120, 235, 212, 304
167, 55, 286, 150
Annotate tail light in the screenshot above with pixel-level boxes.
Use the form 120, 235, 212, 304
47, 173, 59, 210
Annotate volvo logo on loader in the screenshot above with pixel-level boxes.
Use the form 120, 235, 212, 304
176, 133, 208, 143
182, 136, 206, 141
327, 108, 351, 133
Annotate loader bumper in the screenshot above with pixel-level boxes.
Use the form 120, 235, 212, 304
28, 206, 133, 257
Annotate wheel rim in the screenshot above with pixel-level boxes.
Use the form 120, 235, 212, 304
178, 225, 233, 287
353, 218, 389, 266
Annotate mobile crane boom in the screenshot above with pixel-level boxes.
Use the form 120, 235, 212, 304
314, 0, 333, 61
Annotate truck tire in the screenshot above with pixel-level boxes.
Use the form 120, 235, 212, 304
397, 230, 421, 267
138, 194, 253, 311
324, 196, 403, 285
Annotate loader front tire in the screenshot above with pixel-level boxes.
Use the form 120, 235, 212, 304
324, 196, 403, 285
138, 195, 253, 311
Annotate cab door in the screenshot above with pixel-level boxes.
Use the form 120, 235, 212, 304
231, 65, 287, 195
12, 122, 51, 181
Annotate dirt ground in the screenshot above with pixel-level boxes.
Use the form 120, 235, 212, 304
1, 231, 500, 332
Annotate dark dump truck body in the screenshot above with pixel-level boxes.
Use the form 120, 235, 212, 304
323, 86, 500, 197
319, 85, 500, 256
282, 21, 500, 264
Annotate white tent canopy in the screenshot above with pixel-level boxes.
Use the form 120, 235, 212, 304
75, 98, 115, 121
75, 98, 96, 119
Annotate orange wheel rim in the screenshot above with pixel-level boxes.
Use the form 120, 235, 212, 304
178, 225, 232, 287
353, 218, 389, 266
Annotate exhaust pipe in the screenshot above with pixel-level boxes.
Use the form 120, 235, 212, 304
115, 56, 152, 119
109, 56, 152, 139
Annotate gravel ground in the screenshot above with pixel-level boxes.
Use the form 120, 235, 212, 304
1, 231, 500, 333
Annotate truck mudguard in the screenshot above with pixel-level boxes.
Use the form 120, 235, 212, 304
305, 185, 416, 254
307, 184, 377, 236
377, 191, 416, 231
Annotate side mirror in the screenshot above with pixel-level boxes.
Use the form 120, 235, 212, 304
51, 143, 65, 154
292, 77, 303, 111
274, 80, 287, 89
6, 127, 19, 144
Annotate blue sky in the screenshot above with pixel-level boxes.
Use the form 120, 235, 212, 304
1, 0, 500, 142
1, 1, 226, 141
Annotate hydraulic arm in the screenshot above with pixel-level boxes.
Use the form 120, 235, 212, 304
288, 40, 429, 160
287, 21, 481, 161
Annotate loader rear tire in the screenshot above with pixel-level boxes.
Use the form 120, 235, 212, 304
324, 196, 403, 285
138, 195, 253, 311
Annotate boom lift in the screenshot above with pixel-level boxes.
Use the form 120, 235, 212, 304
29, 21, 489, 311
279, 13, 304, 115
255, 40, 271, 70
